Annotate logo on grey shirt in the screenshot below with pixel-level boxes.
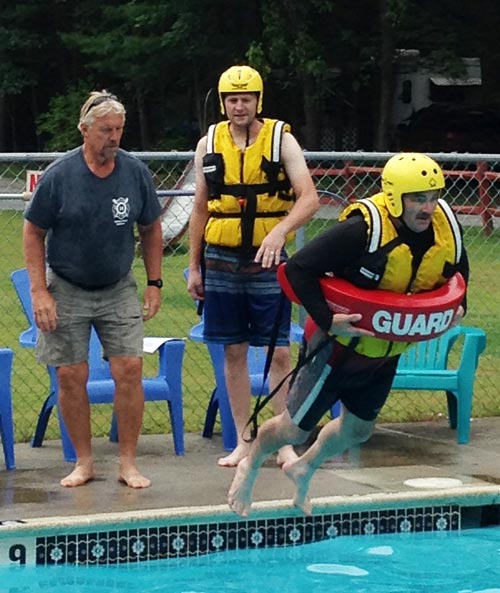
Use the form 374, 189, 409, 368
112, 197, 130, 226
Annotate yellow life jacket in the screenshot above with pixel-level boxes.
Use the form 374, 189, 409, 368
202, 119, 295, 249
334, 193, 463, 358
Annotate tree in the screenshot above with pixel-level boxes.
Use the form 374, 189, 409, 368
0, 0, 80, 150
36, 82, 92, 150
246, 0, 337, 148
2, 0, 500, 151
58, 1, 263, 149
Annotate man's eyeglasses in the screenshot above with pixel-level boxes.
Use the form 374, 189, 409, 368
84, 94, 118, 116
403, 191, 440, 205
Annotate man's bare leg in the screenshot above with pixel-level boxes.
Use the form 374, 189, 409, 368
281, 459, 315, 516
218, 343, 252, 467
228, 411, 308, 516
111, 356, 151, 488
269, 345, 299, 467
283, 412, 375, 514
57, 363, 96, 487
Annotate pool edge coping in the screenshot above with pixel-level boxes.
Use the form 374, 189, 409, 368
2, 483, 500, 536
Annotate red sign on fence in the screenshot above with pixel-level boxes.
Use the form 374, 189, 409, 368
26, 170, 43, 193
23, 170, 44, 201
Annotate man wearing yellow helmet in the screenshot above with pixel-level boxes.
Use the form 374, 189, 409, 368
187, 65, 320, 467
228, 152, 469, 517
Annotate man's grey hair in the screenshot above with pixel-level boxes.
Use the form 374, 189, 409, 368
78, 90, 126, 131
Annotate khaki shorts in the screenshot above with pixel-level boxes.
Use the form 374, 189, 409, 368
36, 269, 144, 366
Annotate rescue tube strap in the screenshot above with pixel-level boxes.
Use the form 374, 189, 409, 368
245, 332, 336, 442
245, 334, 359, 441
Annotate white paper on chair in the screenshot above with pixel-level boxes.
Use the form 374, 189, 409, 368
143, 337, 175, 354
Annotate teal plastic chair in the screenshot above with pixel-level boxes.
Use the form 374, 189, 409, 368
329, 325, 486, 444
392, 325, 486, 444
0, 348, 15, 470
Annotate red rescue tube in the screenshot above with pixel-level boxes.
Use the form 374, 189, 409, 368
277, 264, 465, 342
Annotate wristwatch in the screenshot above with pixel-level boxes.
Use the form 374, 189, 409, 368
147, 279, 163, 288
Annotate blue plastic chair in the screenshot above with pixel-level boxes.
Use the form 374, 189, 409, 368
184, 268, 304, 451
11, 268, 186, 461
10, 268, 38, 348
0, 348, 15, 470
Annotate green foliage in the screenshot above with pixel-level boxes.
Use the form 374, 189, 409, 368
2, 0, 500, 151
0, 3, 49, 97
36, 83, 92, 151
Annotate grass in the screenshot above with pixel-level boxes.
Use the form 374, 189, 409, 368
1, 211, 499, 442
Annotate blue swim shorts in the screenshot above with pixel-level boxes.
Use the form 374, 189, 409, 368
202, 245, 292, 346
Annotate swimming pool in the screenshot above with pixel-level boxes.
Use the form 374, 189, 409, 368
1, 525, 500, 592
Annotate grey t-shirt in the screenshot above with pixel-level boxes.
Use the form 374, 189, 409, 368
25, 147, 161, 287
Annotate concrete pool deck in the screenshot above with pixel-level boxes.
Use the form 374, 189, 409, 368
1, 416, 500, 524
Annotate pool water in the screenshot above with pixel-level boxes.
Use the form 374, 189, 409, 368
2, 526, 500, 593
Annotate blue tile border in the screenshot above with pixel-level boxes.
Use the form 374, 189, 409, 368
26, 504, 460, 565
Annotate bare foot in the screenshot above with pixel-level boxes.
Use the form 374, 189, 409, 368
218, 443, 250, 468
276, 445, 298, 467
282, 460, 313, 515
60, 461, 95, 488
118, 463, 151, 489
227, 457, 257, 516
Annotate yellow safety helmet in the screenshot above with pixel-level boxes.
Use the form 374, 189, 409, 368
218, 65, 264, 115
381, 153, 445, 217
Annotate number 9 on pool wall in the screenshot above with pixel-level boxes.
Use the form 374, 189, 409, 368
9, 544, 26, 564
0, 539, 34, 565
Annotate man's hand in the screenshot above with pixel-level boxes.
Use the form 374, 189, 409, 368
330, 313, 375, 338
187, 268, 204, 302
254, 227, 287, 269
32, 289, 58, 332
450, 305, 465, 328
143, 286, 162, 321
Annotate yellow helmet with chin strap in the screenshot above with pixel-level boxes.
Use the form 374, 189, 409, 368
218, 65, 264, 115
381, 153, 445, 217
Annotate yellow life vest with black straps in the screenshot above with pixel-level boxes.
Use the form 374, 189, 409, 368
202, 118, 295, 249
334, 192, 463, 358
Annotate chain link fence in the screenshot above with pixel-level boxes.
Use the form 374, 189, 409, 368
1, 152, 498, 445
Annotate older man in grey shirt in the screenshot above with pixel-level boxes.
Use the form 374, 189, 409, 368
23, 90, 163, 489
